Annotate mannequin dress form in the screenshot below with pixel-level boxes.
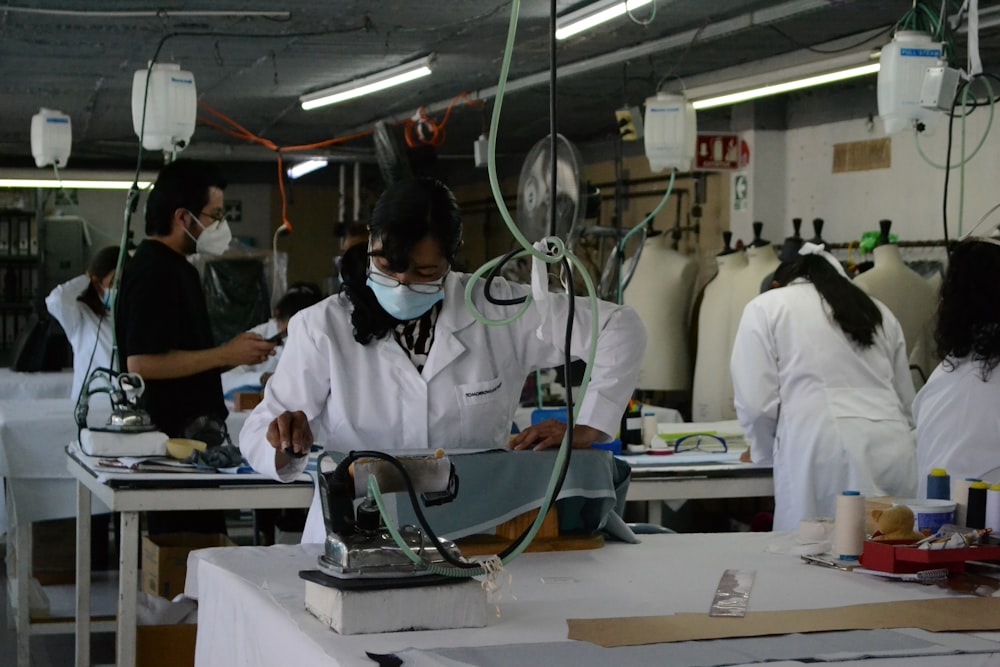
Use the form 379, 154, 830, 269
853, 220, 938, 379
736, 221, 781, 305
692, 231, 748, 421
624, 230, 698, 391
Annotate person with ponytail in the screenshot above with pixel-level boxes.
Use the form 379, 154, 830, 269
730, 243, 917, 531
45, 245, 124, 401
238, 177, 646, 544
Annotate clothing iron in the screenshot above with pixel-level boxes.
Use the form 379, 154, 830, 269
75, 368, 167, 457
313, 450, 467, 582
302, 451, 488, 634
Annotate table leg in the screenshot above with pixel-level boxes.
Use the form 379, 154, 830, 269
14, 501, 31, 667
75, 481, 92, 667
116, 511, 139, 667
647, 500, 662, 525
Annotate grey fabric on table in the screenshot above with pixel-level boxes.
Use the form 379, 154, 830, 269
329, 448, 634, 542
185, 444, 243, 468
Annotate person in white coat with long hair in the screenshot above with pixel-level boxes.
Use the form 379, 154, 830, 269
45, 245, 122, 401
239, 177, 647, 544
914, 237, 1000, 496
731, 244, 917, 531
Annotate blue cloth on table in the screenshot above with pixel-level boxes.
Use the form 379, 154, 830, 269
324, 448, 635, 542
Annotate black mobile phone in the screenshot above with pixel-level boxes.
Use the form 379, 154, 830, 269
266, 331, 286, 344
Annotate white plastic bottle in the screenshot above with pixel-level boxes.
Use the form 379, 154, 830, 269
132, 63, 197, 152
877, 31, 944, 135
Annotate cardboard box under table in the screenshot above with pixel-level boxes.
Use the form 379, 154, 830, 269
142, 533, 235, 599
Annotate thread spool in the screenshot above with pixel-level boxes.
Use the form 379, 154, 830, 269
641, 413, 658, 448
986, 484, 1000, 534
953, 477, 980, 527
967, 481, 989, 529
834, 490, 865, 560
926, 468, 950, 500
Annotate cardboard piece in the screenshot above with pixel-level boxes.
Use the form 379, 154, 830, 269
568, 597, 1000, 648
142, 533, 235, 599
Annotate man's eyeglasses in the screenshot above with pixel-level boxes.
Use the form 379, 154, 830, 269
367, 260, 448, 294
193, 208, 226, 226
673, 433, 728, 453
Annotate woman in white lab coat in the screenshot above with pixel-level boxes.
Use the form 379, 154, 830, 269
44, 245, 121, 401
914, 237, 1000, 496
240, 178, 646, 543
731, 244, 917, 531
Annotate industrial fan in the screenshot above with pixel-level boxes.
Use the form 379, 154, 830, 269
504, 134, 586, 285
516, 134, 586, 243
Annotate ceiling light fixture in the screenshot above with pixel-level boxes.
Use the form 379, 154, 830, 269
556, 0, 653, 40
300, 56, 435, 111
286, 159, 329, 179
0, 178, 151, 190
688, 49, 880, 109
690, 63, 881, 110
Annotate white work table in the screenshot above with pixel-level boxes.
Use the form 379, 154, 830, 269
67, 446, 315, 667
623, 453, 774, 523
622, 418, 774, 522
0, 368, 73, 400
0, 398, 254, 667
186, 532, 1000, 667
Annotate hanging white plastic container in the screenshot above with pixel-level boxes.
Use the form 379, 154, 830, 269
132, 63, 197, 152
30, 108, 72, 168
643, 92, 696, 172
877, 31, 944, 135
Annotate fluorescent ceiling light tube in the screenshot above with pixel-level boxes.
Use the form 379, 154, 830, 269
556, 0, 653, 40
300, 56, 434, 111
286, 159, 329, 179
0, 178, 151, 189
691, 63, 881, 110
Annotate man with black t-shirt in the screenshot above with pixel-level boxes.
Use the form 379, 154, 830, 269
116, 159, 275, 534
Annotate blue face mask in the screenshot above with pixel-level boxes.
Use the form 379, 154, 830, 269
101, 287, 116, 309
366, 279, 444, 321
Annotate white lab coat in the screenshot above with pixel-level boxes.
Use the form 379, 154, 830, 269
240, 271, 646, 543
45, 274, 114, 401
913, 358, 1000, 497
730, 280, 917, 531
220, 319, 281, 394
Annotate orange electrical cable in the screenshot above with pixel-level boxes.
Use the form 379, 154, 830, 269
403, 92, 484, 149
196, 100, 374, 233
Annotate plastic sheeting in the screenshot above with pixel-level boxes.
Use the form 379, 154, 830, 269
202, 258, 270, 346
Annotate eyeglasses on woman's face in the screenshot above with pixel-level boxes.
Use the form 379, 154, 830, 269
366, 260, 449, 294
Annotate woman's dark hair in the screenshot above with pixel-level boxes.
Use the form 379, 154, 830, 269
342, 178, 462, 344
935, 238, 1000, 380
78, 245, 124, 317
774, 254, 883, 347
275, 282, 323, 322
144, 159, 227, 237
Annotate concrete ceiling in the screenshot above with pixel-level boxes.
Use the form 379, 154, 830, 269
0, 0, 995, 174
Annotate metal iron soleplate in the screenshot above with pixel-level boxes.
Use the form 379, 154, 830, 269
299, 569, 465, 591
709, 569, 756, 617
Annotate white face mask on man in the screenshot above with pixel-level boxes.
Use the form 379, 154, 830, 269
184, 210, 233, 256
